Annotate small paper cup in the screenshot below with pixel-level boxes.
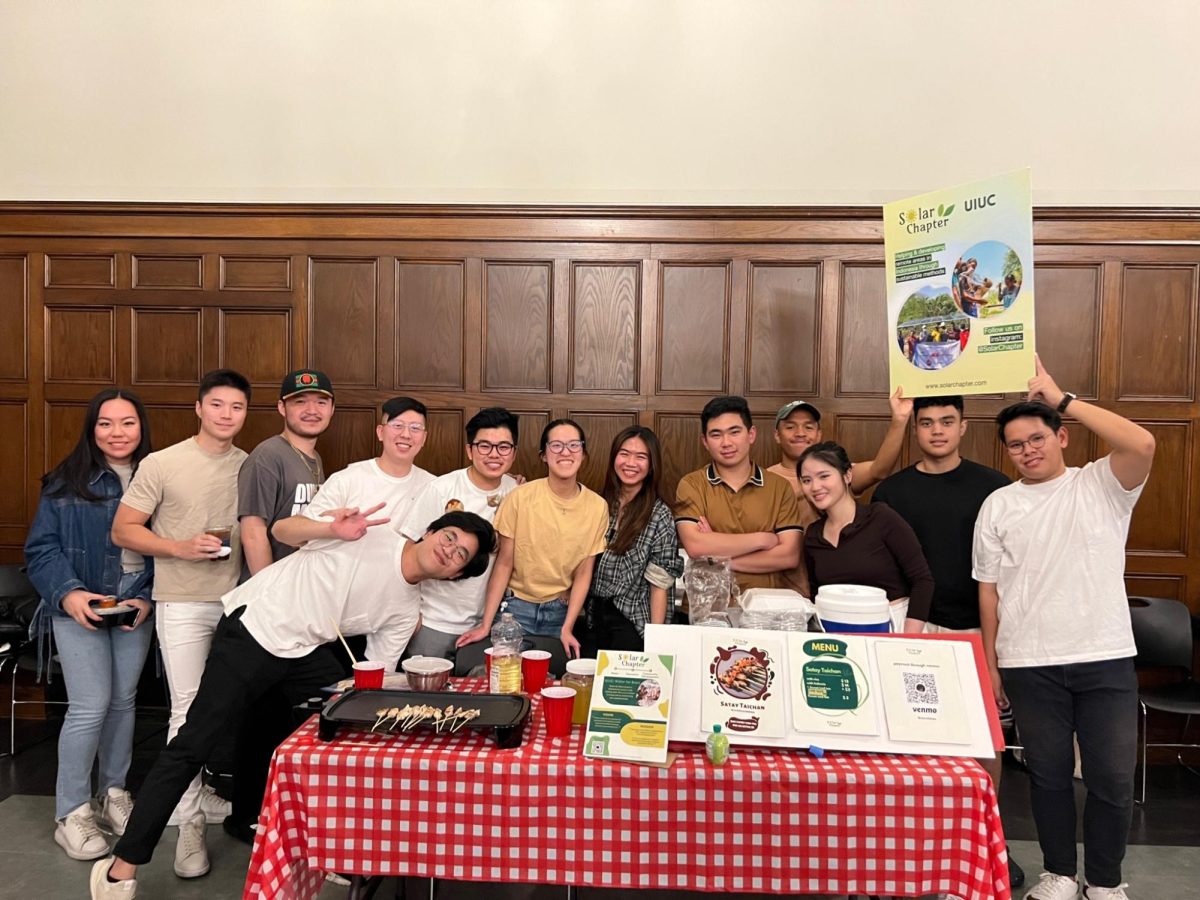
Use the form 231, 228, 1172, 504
521, 649, 552, 694
540, 686, 577, 737
352, 660, 386, 690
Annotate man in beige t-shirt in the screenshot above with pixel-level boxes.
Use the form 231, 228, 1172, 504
112, 369, 249, 879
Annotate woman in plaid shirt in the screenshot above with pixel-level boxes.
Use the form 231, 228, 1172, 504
581, 426, 683, 654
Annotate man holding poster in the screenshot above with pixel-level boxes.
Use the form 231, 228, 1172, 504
884, 169, 1036, 397
973, 358, 1155, 900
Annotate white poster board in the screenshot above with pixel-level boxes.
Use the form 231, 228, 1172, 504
644, 624, 997, 758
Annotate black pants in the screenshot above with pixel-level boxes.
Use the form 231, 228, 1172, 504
579, 595, 643, 658
115, 611, 343, 865
1003, 657, 1138, 888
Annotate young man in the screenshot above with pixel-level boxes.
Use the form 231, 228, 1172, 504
273, 396, 435, 554
871, 394, 1024, 889
110, 369, 250, 879
90, 510, 496, 900
400, 407, 520, 662
767, 389, 911, 594
237, 368, 335, 581
675, 395, 804, 592
974, 357, 1155, 900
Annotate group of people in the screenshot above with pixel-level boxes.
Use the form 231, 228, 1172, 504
24, 358, 1153, 900
899, 319, 971, 360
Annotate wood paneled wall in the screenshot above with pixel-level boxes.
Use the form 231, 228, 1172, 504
2, 205, 1198, 612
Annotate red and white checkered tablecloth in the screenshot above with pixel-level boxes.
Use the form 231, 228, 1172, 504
244, 680, 1010, 900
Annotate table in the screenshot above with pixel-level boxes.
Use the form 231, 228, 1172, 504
244, 682, 1011, 900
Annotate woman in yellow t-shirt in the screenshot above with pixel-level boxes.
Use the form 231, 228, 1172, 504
456, 419, 608, 658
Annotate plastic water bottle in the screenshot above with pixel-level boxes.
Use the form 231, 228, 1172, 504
489, 612, 524, 694
705, 724, 730, 766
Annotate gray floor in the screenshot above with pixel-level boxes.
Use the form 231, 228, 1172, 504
0, 794, 1197, 899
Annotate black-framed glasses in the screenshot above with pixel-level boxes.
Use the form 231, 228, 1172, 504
1006, 432, 1049, 455
470, 440, 515, 456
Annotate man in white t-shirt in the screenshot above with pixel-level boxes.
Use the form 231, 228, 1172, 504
973, 357, 1155, 900
92, 510, 496, 900
401, 407, 520, 663
273, 395, 435, 553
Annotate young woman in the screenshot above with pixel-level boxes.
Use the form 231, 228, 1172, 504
24, 389, 154, 860
581, 426, 682, 654
798, 441, 932, 633
457, 419, 608, 658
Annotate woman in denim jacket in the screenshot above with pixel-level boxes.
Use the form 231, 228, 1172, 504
25, 389, 154, 861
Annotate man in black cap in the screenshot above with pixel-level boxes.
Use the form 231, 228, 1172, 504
237, 369, 335, 583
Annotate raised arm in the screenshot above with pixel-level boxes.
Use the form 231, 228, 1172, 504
850, 387, 912, 493
1027, 355, 1155, 490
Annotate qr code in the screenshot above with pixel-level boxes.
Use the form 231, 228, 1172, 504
902, 672, 939, 704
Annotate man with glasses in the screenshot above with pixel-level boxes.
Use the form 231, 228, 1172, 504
272, 396, 434, 554
973, 357, 1155, 900
90, 510, 496, 900
400, 407, 520, 662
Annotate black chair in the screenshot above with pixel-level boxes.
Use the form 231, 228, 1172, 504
1128, 595, 1200, 803
0, 564, 64, 757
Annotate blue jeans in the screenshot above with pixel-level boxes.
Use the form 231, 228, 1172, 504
52, 571, 154, 818
1003, 657, 1138, 889
502, 593, 568, 638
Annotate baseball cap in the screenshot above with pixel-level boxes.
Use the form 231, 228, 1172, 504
280, 369, 334, 401
775, 400, 821, 426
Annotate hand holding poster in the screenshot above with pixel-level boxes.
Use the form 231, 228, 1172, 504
885, 169, 1036, 396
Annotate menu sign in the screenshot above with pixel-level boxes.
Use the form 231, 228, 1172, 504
787, 634, 880, 737
583, 651, 675, 765
700, 634, 786, 739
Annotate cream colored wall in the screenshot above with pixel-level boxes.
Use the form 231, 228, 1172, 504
1, 0, 1196, 206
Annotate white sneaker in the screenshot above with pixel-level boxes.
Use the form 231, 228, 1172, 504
55, 802, 110, 860
1084, 885, 1130, 900
173, 814, 210, 879
89, 858, 137, 898
199, 783, 232, 824
1025, 872, 1081, 900
97, 787, 135, 836
167, 783, 231, 826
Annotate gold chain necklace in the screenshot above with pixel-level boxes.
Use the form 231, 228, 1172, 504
282, 434, 323, 483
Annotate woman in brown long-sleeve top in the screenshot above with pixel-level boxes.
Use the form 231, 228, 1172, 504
798, 441, 933, 633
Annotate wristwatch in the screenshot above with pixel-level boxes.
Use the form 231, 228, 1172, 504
1056, 392, 1076, 413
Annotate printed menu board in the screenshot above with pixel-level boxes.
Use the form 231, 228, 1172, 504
885, 168, 1036, 397
787, 634, 880, 737
583, 651, 675, 765
700, 634, 787, 739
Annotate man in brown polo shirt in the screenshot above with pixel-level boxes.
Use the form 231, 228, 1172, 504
675, 396, 803, 592
766, 389, 912, 594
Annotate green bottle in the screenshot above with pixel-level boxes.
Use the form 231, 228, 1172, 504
705, 724, 730, 766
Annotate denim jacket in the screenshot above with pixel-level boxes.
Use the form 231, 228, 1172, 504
24, 468, 153, 630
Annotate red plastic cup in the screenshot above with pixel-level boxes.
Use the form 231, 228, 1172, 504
521, 650, 552, 694
353, 661, 385, 690
541, 686, 576, 738
484, 647, 495, 680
